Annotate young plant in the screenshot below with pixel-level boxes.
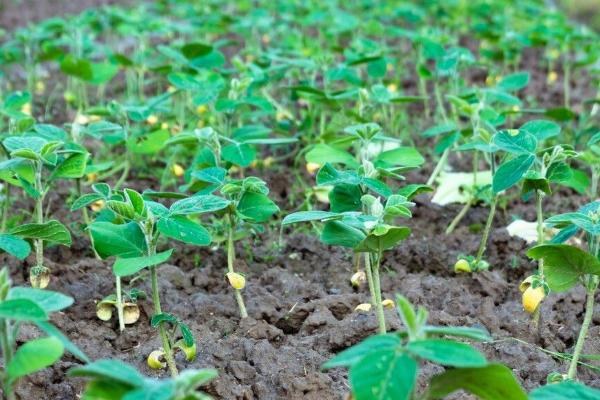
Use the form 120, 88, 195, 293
323, 295, 526, 400
68, 359, 217, 400
0, 267, 88, 400
86, 187, 229, 377
2, 129, 89, 287
527, 201, 600, 380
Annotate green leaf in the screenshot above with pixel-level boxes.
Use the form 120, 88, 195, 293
11, 220, 71, 246
36, 321, 89, 362
520, 120, 561, 140
0, 234, 31, 260
7, 336, 64, 383
422, 122, 458, 138
170, 195, 230, 215
157, 216, 211, 246
350, 350, 417, 400
492, 154, 534, 193
529, 381, 600, 400
316, 164, 362, 186
113, 249, 173, 277
68, 359, 146, 387
282, 211, 341, 225
376, 147, 424, 168
355, 226, 411, 252
60, 56, 93, 80
52, 152, 89, 179
324, 335, 402, 369
406, 339, 487, 367
527, 244, 600, 291
8, 287, 73, 312
493, 130, 536, 154
497, 71, 529, 91
0, 298, 47, 321
90, 222, 147, 259
221, 143, 256, 167
127, 130, 170, 154
428, 363, 527, 400
305, 144, 359, 168
421, 326, 492, 342
237, 192, 279, 222
321, 220, 366, 248
71, 193, 104, 211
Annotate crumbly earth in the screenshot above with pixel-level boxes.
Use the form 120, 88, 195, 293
1, 1, 599, 400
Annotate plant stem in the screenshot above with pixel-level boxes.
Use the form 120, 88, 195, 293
143, 227, 178, 377
567, 281, 597, 379
426, 147, 450, 187
536, 190, 545, 276
563, 62, 571, 109
1, 183, 9, 232
373, 251, 386, 334
0, 318, 15, 400
227, 214, 247, 318
115, 276, 125, 332
446, 200, 472, 235
31, 163, 46, 287
474, 195, 498, 267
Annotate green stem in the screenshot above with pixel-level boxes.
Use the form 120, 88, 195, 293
227, 214, 247, 318
536, 190, 545, 276
363, 252, 377, 313
0, 318, 14, 400
116, 276, 125, 332
567, 281, 597, 379
563, 62, 571, 109
446, 200, 472, 235
113, 161, 130, 191
373, 251, 386, 334
144, 228, 178, 377
426, 147, 450, 186
474, 195, 498, 267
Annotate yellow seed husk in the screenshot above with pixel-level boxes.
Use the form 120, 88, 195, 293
226, 272, 246, 290
147, 350, 166, 369
354, 303, 372, 313
172, 163, 185, 177
146, 115, 159, 125
547, 71, 558, 84
30, 270, 50, 289
523, 286, 545, 314
382, 299, 395, 309
306, 162, 321, 175
174, 339, 197, 361
196, 104, 208, 114
519, 276, 535, 293
350, 270, 366, 287
454, 259, 471, 273
387, 83, 398, 93
123, 303, 140, 325
91, 200, 105, 212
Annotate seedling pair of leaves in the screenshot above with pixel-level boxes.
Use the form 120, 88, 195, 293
323, 294, 527, 400
1, 131, 88, 286
0, 268, 88, 400
69, 359, 217, 400
527, 201, 600, 380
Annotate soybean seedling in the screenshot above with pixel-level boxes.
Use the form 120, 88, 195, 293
0, 268, 88, 400
323, 295, 527, 400
87, 187, 229, 377
194, 171, 279, 318
1, 128, 90, 287
528, 201, 600, 380
69, 359, 217, 400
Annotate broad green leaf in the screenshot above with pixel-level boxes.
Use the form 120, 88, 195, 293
8, 287, 73, 312
90, 221, 146, 259
497, 72, 529, 91
529, 381, 600, 400
406, 339, 487, 367
375, 147, 424, 167
237, 192, 279, 222
170, 195, 230, 215
493, 131, 536, 154
421, 326, 492, 342
329, 184, 363, 212
355, 227, 411, 252
7, 336, 64, 382
127, 130, 170, 154
428, 363, 527, 400
324, 335, 402, 369
113, 249, 173, 277
157, 216, 211, 246
3, 136, 47, 153
221, 143, 256, 167
520, 120, 561, 140
282, 211, 341, 225
422, 122, 457, 138
321, 220, 366, 248
79, 380, 131, 400
52, 152, 89, 179
492, 154, 534, 193
305, 144, 358, 168
11, 220, 71, 246
0, 234, 31, 260
316, 163, 362, 186
71, 193, 104, 211
60, 56, 93, 80
350, 350, 417, 400
527, 244, 600, 291
68, 359, 146, 387
0, 298, 47, 321
36, 321, 89, 362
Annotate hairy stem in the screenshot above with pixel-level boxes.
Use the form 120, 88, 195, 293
116, 276, 125, 332
227, 214, 247, 318
567, 282, 597, 379
446, 200, 472, 235
536, 190, 545, 276
474, 195, 498, 267
373, 251, 386, 334
426, 147, 450, 187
